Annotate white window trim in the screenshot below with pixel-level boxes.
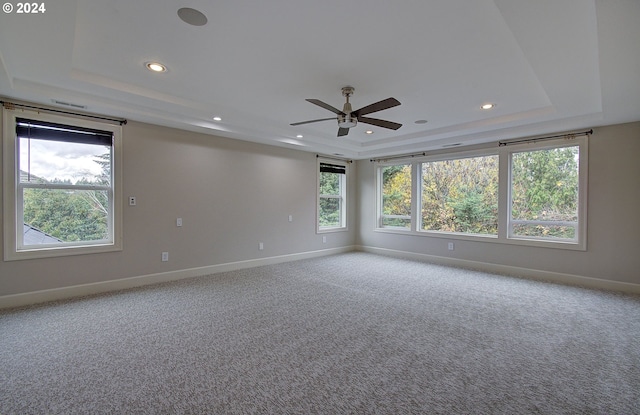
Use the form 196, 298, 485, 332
376, 161, 414, 231
417, 149, 499, 237
3, 109, 123, 260
374, 137, 588, 251
317, 158, 348, 233
503, 137, 588, 251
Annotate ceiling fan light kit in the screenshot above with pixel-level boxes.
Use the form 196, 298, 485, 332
291, 86, 402, 137
338, 114, 357, 128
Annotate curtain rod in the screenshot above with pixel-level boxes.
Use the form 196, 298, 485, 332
370, 129, 593, 162
498, 129, 592, 147
1, 100, 128, 125
316, 154, 353, 163
370, 152, 427, 163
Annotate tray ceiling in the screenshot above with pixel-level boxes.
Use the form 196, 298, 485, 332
1, 0, 638, 159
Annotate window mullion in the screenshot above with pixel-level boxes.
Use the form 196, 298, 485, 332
498, 148, 510, 241
412, 162, 420, 231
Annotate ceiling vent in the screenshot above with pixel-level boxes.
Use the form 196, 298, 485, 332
52, 100, 87, 110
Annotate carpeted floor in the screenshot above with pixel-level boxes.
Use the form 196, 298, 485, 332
1, 252, 639, 414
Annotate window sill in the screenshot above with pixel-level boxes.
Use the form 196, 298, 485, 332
5, 242, 122, 261
317, 227, 348, 234
374, 228, 585, 251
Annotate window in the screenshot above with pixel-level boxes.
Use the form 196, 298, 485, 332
318, 160, 347, 231
3, 110, 122, 260
379, 164, 412, 229
375, 136, 587, 250
509, 143, 583, 243
421, 155, 498, 235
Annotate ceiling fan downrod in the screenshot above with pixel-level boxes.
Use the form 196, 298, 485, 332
339, 86, 357, 128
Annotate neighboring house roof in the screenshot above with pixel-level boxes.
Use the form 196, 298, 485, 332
19, 170, 48, 184
23, 224, 63, 245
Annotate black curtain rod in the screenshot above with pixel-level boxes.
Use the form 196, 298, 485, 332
316, 154, 353, 163
1, 101, 127, 125
370, 129, 593, 162
498, 129, 592, 147
370, 152, 427, 163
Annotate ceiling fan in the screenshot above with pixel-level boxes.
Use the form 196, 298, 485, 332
290, 86, 402, 137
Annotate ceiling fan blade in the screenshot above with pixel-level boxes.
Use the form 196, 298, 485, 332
290, 117, 336, 126
358, 116, 402, 130
337, 127, 350, 137
306, 99, 345, 115
353, 97, 401, 117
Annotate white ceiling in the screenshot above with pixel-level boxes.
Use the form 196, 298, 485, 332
1, 0, 638, 159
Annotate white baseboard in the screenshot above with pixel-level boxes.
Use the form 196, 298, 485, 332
0, 246, 355, 309
357, 245, 640, 295
4, 245, 637, 309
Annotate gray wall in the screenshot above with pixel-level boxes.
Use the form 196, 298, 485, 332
356, 121, 640, 285
2, 119, 638, 298
0, 120, 357, 296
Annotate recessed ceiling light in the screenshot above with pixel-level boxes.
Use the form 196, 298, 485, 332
296, 134, 303, 138
177, 7, 208, 26
365, 130, 374, 134
213, 116, 222, 121
145, 62, 167, 73
481, 103, 496, 110
414, 119, 428, 124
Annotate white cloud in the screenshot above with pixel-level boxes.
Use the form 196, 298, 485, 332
19, 138, 108, 183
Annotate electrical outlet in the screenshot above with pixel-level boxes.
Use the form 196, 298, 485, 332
288, 215, 293, 222
176, 218, 182, 227
129, 196, 136, 206
322, 236, 327, 244
161, 252, 169, 261
448, 242, 455, 251
259, 242, 264, 250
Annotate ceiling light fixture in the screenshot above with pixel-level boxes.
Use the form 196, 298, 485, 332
145, 62, 167, 73
296, 134, 303, 138
414, 119, 428, 124
481, 103, 496, 110
365, 130, 374, 134
213, 116, 222, 121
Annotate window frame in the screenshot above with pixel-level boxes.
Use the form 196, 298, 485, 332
317, 158, 348, 233
374, 137, 588, 251
504, 137, 588, 250
3, 109, 123, 260
418, 150, 500, 237
376, 162, 414, 231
